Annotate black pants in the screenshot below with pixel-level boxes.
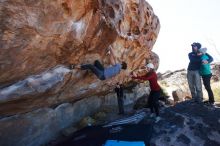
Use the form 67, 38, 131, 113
117, 95, 124, 114
115, 85, 124, 114
80, 60, 105, 80
148, 90, 160, 116
202, 74, 215, 103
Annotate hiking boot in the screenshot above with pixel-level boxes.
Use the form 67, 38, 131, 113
209, 101, 215, 105
188, 99, 197, 103
118, 112, 125, 115
150, 113, 155, 118
193, 99, 203, 104
203, 100, 209, 104
209, 102, 216, 107
155, 116, 161, 123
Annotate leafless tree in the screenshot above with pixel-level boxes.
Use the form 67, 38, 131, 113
206, 38, 220, 62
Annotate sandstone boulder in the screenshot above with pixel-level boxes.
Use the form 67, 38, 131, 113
0, 0, 160, 116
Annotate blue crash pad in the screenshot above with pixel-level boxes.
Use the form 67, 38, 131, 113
104, 140, 145, 146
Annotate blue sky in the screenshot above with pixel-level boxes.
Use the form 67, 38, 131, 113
147, 0, 220, 72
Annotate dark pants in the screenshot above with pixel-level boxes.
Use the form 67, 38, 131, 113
202, 74, 215, 103
115, 85, 124, 114
148, 90, 160, 116
80, 60, 105, 80
117, 95, 124, 114
115, 84, 124, 114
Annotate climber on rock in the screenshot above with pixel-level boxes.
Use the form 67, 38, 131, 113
69, 46, 127, 80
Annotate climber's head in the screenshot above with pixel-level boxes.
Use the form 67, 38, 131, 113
145, 63, 154, 72
121, 61, 127, 70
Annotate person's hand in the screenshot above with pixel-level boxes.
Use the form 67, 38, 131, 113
202, 60, 208, 64
130, 72, 137, 77
129, 72, 133, 77
106, 46, 112, 55
145, 67, 149, 72
75, 65, 81, 69
197, 52, 203, 56
106, 49, 111, 55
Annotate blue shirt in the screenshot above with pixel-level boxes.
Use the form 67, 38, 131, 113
104, 63, 122, 79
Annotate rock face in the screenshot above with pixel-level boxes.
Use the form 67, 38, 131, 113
211, 63, 220, 81
0, 97, 102, 146
0, 0, 160, 145
0, 82, 150, 146
158, 69, 191, 103
0, 0, 160, 116
172, 89, 185, 103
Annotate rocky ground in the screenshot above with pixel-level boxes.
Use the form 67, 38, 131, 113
47, 100, 220, 146
151, 101, 220, 146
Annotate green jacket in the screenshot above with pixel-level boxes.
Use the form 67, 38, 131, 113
200, 54, 211, 75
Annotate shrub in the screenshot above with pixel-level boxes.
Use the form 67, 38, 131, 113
212, 87, 220, 102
